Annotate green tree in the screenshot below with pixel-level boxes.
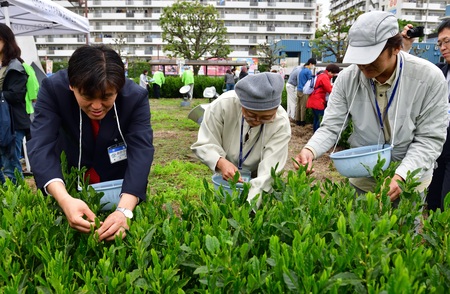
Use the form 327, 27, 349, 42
257, 41, 286, 71
398, 19, 421, 31
313, 8, 363, 63
160, 1, 231, 75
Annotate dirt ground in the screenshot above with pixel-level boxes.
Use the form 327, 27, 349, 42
151, 120, 344, 182
149, 99, 346, 182
285, 120, 344, 182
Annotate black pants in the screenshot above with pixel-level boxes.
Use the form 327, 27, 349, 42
426, 127, 450, 211
153, 84, 161, 99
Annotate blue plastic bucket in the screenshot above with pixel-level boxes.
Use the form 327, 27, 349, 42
90, 179, 123, 210
330, 144, 392, 178
211, 171, 251, 195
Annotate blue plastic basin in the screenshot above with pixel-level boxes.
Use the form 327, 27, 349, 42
211, 172, 251, 195
329, 144, 392, 178
90, 179, 123, 211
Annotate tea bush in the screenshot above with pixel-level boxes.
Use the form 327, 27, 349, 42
1, 157, 450, 292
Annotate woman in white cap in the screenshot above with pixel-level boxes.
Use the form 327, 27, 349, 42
295, 11, 448, 203
191, 72, 291, 207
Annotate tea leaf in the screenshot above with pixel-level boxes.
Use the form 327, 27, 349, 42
205, 235, 220, 255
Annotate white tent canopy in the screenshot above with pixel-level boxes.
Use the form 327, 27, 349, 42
0, 0, 89, 36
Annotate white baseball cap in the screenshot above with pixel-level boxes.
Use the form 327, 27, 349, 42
343, 11, 399, 65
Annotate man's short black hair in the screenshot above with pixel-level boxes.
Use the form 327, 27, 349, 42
306, 58, 317, 66
68, 45, 125, 99
437, 19, 450, 34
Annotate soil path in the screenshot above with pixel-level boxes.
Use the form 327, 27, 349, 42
286, 121, 344, 182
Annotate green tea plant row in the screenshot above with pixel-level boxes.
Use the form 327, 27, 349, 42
1, 159, 450, 293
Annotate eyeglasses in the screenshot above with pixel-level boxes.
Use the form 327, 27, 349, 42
436, 38, 450, 48
244, 115, 276, 124
242, 107, 277, 123
243, 111, 276, 124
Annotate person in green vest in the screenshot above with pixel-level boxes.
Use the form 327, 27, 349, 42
22, 62, 39, 121
21, 62, 40, 175
181, 65, 194, 99
152, 67, 165, 99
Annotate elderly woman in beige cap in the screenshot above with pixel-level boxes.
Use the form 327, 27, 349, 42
191, 72, 291, 206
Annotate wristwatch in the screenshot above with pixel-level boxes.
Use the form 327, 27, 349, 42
116, 207, 133, 219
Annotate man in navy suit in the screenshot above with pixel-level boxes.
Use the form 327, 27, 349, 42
27, 45, 154, 241
427, 20, 450, 211
403, 20, 450, 211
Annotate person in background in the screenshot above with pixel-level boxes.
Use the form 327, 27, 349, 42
139, 69, 149, 90
0, 23, 29, 184
27, 45, 154, 241
231, 67, 239, 83
152, 67, 165, 99
295, 11, 448, 203
239, 65, 248, 80
22, 62, 39, 121
420, 19, 450, 211
296, 58, 317, 126
22, 62, 40, 176
224, 69, 236, 91
286, 66, 301, 122
191, 73, 291, 207
182, 65, 195, 99
306, 64, 340, 132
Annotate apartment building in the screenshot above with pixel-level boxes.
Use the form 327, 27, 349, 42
316, 2, 327, 29
330, 0, 447, 37
37, 0, 317, 61
383, 0, 447, 36
329, 0, 380, 14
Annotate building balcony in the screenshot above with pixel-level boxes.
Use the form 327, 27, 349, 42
402, 14, 441, 24
222, 13, 314, 22
402, 2, 447, 10
35, 36, 86, 45
90, 24, 161, 32
89, 12, 153, 20
39, 49, 77, 57
215, 2, 310, 9
90, 0, 167, 6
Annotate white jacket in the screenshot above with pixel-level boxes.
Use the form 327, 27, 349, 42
305, 51, 448, 182
191, 90, 291, 204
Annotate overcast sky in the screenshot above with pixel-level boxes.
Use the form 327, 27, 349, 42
318, 0, 330, 13
317, 0, 330, 27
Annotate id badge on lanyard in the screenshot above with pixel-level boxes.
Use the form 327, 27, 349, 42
107, 142, 127, 164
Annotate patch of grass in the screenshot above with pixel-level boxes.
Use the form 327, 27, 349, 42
149, 160, 211, 201
149, 98, 212, 202
153, 131, 197, 163
151, 112, 199, 130
150, 99, 206, 131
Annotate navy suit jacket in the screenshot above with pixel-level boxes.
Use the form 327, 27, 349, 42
27, 70, 154, 201
436, 62, 450, 160
437, 62, 449, 78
